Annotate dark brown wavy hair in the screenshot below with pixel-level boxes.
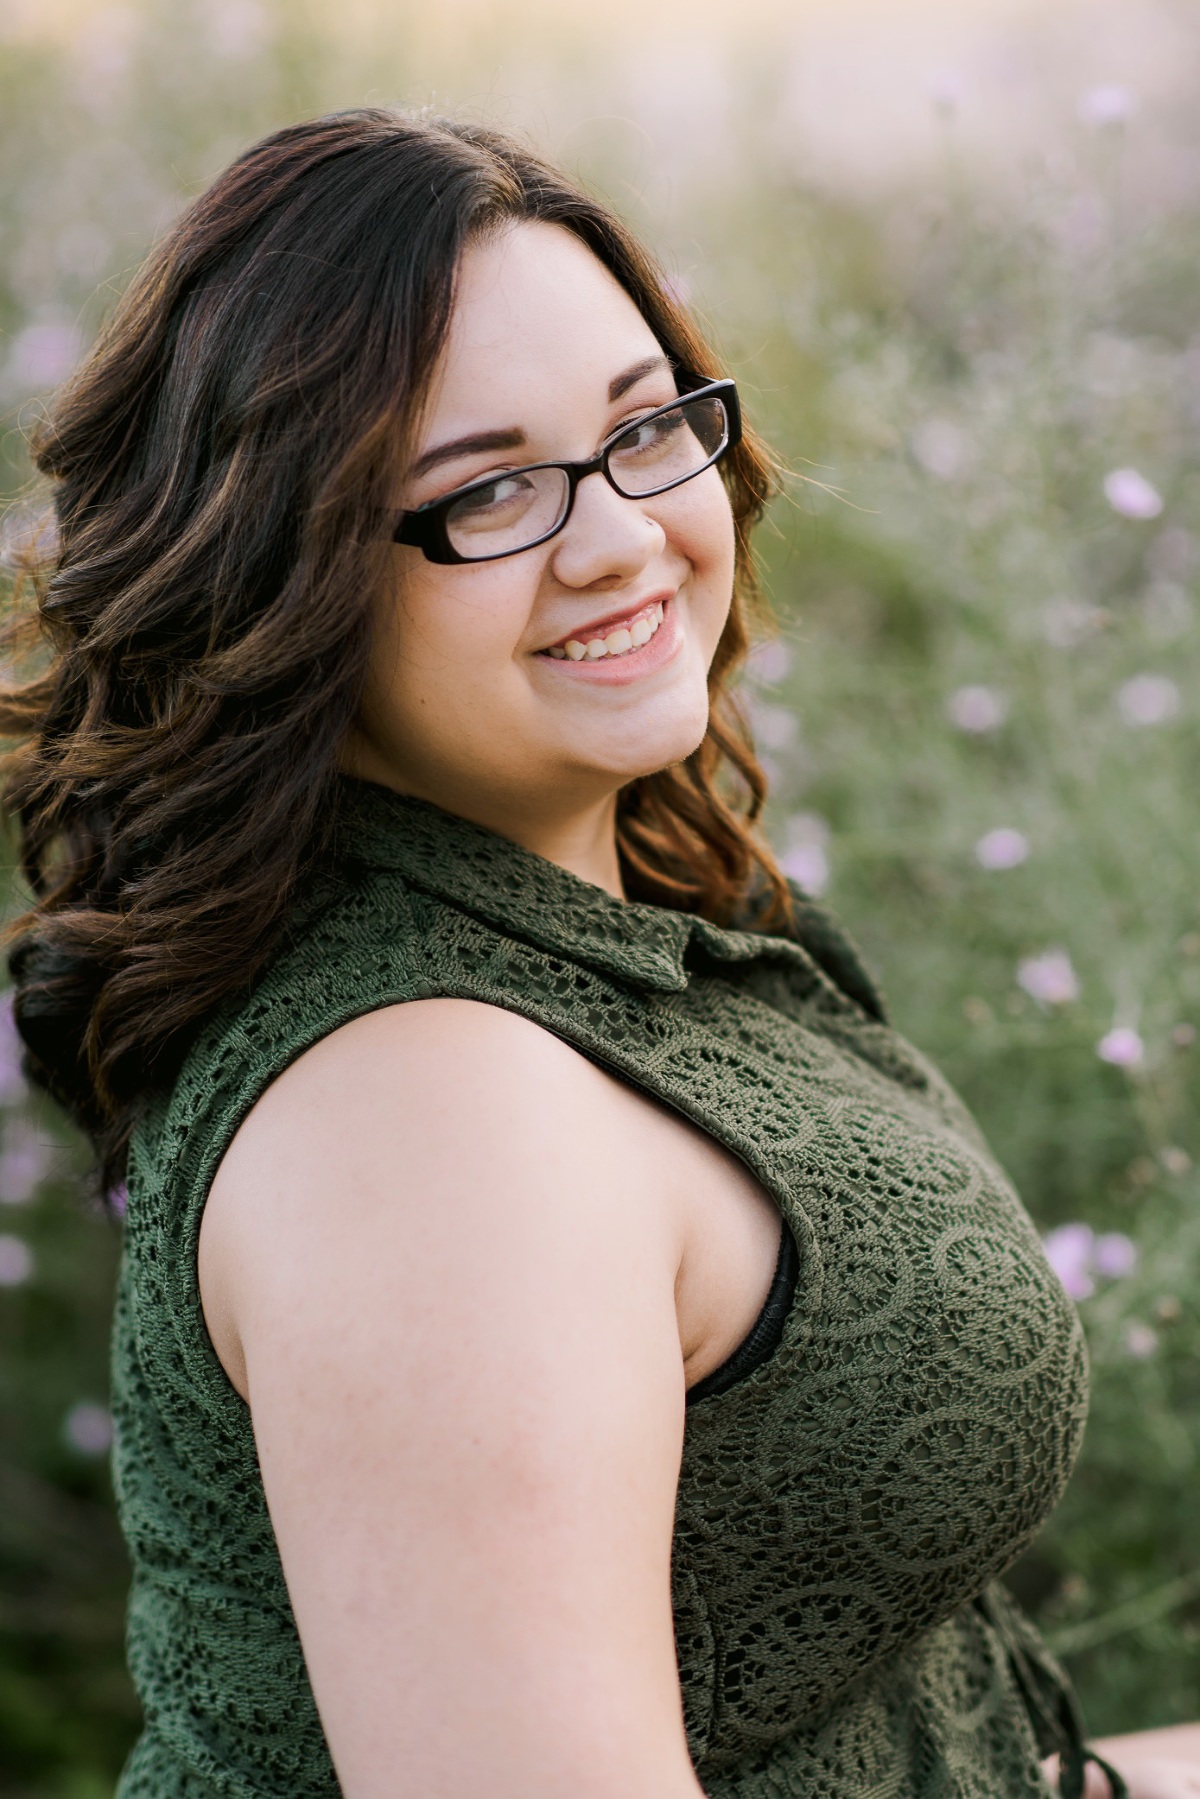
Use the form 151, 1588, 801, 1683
0, 108, 788, 1193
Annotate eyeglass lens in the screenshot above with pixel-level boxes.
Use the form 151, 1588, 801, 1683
442, 394, 729, 561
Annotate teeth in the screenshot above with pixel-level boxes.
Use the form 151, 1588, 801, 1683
552, 603, 664, 664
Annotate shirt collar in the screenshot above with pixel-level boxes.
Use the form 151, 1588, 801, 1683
331, 778, 698, 993
329, 779, 882, 1016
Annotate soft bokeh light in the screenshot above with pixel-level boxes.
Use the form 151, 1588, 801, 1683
1018, 950, 1080, 1007
779, 812, 831, 896
0, 995, 27, 1105
1097, 1026, 1146, 1068
1093, 1232, 1138, 1279
1077, 83, 1138, 128
745, 640, 794, 687
0, 1233, 34, 1286
975, 828, 1029, 871
1117, 673, 1182, 727
911, 418, 973, 481
63, 1401, 115, 1456
0, 1119, 55, 1205
1104, 468, 1165, 520
947, 686, 1009, 733
1042, 1223, 1139, 1299
1125, 1322, 1159, 1359
2, 320, 83, 396
1043, 1223, 1096, 1300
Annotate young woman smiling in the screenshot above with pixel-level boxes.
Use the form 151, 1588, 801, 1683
3, 108, 1194, 1799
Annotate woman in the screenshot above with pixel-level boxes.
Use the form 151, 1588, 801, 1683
3, 108, 1195, 1798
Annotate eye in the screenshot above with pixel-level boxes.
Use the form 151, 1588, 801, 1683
442, 468, 568, 551
609, 406, 689, 464
607, 393, 680, 440
447, 472, 536, 519
629, 411, 685, 450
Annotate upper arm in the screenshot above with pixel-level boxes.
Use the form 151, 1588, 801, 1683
199, 999, 703, 1799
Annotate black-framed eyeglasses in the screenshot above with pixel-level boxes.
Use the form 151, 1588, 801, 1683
393, 378, 741, 565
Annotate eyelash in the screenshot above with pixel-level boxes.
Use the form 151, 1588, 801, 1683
610, 395, 675, 437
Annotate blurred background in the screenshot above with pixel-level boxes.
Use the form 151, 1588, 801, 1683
1, 0, 1199, 1791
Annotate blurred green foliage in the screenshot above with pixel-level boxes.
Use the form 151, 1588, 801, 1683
1, 3, 1198, 1791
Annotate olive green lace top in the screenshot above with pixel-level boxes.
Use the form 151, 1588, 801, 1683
113, 779, 1096, 1798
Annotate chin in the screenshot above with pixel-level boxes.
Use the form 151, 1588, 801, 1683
586, 706, 712, 787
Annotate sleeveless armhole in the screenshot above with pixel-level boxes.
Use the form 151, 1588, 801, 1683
686, 1216, 800, 1406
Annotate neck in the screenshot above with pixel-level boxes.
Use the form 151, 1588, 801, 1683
504, 795, 626, 899
341, 741, 627, 901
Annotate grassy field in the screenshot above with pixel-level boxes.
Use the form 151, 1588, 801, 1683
1, 2, 1198, 1790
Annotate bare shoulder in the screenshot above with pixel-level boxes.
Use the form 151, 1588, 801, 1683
199, 997, 677, 1398
210, 997, 632, 1211
230, 994, 611, 1135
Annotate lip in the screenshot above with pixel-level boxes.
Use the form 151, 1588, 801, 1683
542, 590, 675, 653
535, 593, 682, 686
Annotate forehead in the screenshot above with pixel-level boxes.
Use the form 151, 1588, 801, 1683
424, 221, 665, 428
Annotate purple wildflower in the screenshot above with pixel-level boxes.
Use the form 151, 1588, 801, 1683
0, 1234, 33, 1287
1103, 468, 1163, 520
975, 828, 1029, 871
1097, 1027, 1144, 1068
1093, 1232, 1138, 1279
1018, 950, 1079, 1007
63, 1402, 114, 1456
1042, 1224, 1096, 1300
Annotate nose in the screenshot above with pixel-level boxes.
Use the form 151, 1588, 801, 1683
547, 469, 666, 590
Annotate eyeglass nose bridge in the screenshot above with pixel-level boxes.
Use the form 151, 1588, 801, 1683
554, 442, 651, 532
543, 453, 662, 553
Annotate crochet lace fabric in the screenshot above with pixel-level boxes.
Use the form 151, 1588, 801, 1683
112, 780, 1089, 1797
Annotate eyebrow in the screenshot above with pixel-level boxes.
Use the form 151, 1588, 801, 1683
609, 353, 671, 400
409, 355, 674, 481
410, 427, 526, 481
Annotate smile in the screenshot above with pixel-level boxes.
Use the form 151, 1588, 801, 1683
542, 600, 666, 663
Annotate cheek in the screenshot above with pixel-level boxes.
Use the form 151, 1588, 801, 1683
364, 560, 531, 736
664, 473, 736, 627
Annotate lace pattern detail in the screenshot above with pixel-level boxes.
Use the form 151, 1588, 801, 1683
112, 782, 1088, 1797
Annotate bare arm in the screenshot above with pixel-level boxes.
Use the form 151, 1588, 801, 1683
1043, 1725, 1200, 1797
199, 1000, 707, 1799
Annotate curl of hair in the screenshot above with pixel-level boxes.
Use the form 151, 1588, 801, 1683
0, 108, 789, 1195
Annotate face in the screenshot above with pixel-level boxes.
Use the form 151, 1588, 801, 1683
348, 221, 737, 843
